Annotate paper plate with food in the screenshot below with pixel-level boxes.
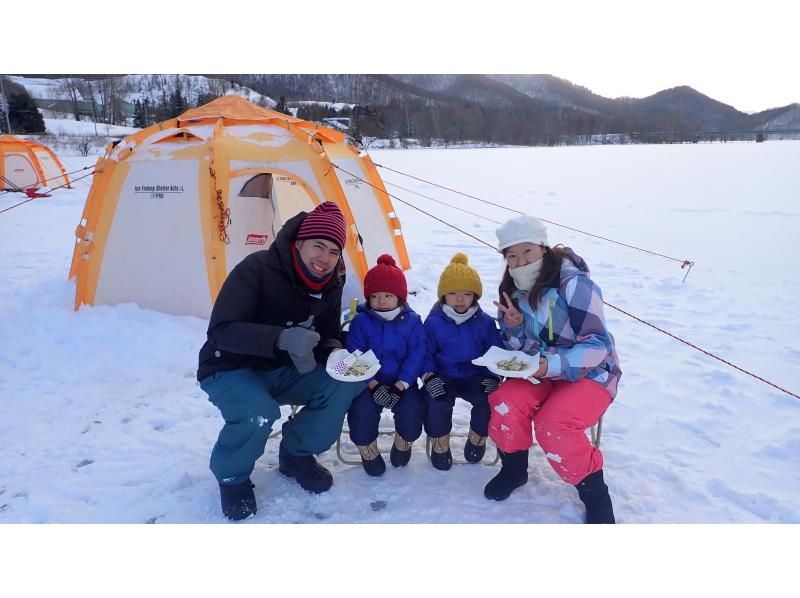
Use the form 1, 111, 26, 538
326, 349, 381, 382
472, 346, 540, 381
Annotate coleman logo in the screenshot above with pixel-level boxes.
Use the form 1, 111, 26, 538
246, 234, 269, 246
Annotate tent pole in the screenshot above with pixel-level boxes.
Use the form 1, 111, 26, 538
0, 77, 13, 134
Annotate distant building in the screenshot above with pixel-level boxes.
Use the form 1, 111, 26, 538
322, 117, 351, 131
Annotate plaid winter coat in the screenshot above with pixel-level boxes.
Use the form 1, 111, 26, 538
500, 248, 621, 399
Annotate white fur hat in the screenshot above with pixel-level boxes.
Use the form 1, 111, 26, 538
495, 214, 549, 253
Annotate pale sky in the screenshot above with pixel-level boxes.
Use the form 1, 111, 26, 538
8, 0, 800, 113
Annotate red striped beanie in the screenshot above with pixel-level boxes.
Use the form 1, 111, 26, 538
295, 201, 347, 250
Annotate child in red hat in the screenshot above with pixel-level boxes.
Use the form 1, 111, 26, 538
345, 254, 426, 476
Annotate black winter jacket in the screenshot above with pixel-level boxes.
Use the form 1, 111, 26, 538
197, 211, 345, 382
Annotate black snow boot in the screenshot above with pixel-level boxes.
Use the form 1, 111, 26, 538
430, 435, 452, 471
483, 450, 529, 501
278, 451, 333, 494
219, 479, 256, 521
575, 469, 615, 524
463, 429, 487, 464
357, 441, 386, 477
390, 433, 412, 468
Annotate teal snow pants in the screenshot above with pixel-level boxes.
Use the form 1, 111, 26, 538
200, 364, 365, 485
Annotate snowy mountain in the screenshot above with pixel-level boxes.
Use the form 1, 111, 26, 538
7, 74, 799, 146
753, 103, 800, 130
489, 74, 617, 113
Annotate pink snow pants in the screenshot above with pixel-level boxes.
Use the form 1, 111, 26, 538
488, 378, 612, 485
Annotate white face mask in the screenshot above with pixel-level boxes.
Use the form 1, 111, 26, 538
509, 257, 543, 290
442, 304, 478, 325
374, 306, 402, 321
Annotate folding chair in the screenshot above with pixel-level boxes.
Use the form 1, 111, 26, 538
268, 405, 299, 439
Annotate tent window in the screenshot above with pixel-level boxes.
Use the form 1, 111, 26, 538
239, 173, 272, 199
153, 130, 202, 144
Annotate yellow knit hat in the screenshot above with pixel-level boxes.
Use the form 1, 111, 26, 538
437, 253, 483, 299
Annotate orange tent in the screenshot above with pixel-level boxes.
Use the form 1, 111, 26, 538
69, 95, 410, 318
0, 135, 71, 191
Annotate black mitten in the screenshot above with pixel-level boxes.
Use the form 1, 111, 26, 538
423, 375, 448, 401
480, 376, 501, 394
371, 384, 402, 409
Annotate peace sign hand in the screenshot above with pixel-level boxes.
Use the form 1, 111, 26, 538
493, 291, 524, 328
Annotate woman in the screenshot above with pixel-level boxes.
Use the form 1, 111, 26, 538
486, 214, 621, 523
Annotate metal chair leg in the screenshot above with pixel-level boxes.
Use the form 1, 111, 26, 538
336, 429, 397, 465
591, 415, 603, 449
268, 405, 299, 439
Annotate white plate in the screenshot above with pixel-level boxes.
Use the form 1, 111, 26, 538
326, 349, 381, 382
472, 346, 540, 381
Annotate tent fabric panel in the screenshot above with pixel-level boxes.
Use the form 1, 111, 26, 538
94, 160, 212, 318
70, 156, 113, 297
340, 251, 364, 311
359, 153, 411, 270
271, 172, 319, 225
33, 150, 68, 187
82, 162, 129, 307
2, 152, 39, 189
331, 157, 402, 270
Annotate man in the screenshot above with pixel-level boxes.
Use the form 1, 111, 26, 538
197, 201, 365, 521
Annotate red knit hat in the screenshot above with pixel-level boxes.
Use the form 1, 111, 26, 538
363, 254, 407, 301
296, 201, 347, 250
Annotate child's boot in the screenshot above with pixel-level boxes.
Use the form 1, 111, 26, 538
357, 440, 386, 477
464, 428, 487, 463
430, 434, 452, 471
390, 433, 413, 467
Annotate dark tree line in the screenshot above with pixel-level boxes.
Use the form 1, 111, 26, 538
133, 87, 196, 128
0, 77, 46, 134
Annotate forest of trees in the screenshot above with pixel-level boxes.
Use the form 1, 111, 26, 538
6, 74, 797, 146
0, 77, 46, 134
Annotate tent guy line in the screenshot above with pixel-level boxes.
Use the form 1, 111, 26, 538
0, 170, 95, 216
331, 162, 799, 402
374, 161, 695, 275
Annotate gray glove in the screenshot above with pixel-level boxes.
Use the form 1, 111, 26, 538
277, 326, 320, 374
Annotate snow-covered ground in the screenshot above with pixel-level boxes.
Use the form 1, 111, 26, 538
1, 142, 798, 530
42, 117, 139, 137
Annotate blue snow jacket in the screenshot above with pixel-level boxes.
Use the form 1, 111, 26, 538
422, 302, 503, 379
346, 303, 426, 386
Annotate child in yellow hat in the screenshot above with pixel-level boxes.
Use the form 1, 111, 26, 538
421, 253, 502, 470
